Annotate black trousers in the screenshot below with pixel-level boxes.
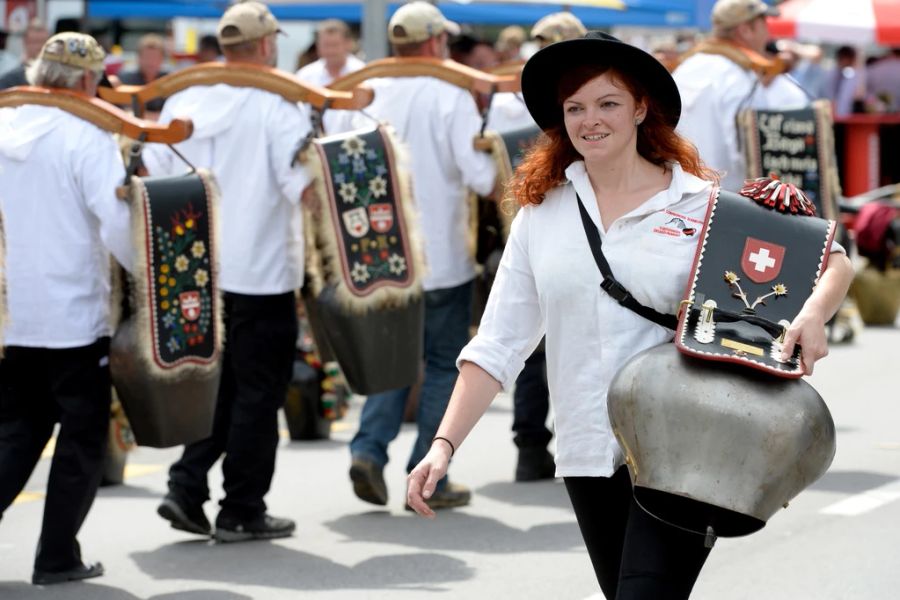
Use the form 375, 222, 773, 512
511, 344, 552, 448
0, 338, 111, 572
565, 467, 711, 600
168, 291, 297, 520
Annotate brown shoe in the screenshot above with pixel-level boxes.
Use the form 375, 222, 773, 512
406, 481, 471, 511
350, 457, 388, 506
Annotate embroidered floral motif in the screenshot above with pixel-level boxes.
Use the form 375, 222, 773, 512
351, 262, 370, 284
152, 201, 214, 359
320, 128, 413, 295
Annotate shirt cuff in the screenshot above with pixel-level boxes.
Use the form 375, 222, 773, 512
457, 336, 526, 392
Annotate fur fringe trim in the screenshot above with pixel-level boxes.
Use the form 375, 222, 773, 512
300, 123, 426, 314
127, 169, 224, 381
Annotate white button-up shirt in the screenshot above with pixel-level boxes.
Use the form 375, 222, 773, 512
673, 52, 809, 192
363, 76, 497, 291
0, 106, 132, 348
143, 85, 313, 295
458, 162, 713, 477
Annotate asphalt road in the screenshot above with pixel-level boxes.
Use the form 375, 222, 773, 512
1, 324, 898, 600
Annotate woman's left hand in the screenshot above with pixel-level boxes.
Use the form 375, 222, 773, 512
780, 308, 828, 375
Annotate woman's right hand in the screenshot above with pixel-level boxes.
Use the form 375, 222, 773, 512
406, 442, 453, 519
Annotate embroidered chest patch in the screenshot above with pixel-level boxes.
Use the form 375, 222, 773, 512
651, 209, 702, 238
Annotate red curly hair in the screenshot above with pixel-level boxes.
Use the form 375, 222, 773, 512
509, 64, 717, 207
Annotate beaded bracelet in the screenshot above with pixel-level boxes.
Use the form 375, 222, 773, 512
432, 436, 456, 457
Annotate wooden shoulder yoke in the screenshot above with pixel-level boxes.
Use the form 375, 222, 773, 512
329, 57, 520, 95
0, 86, 192, 144
98, 62, 373, 111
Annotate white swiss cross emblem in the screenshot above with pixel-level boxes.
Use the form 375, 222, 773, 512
741, 237, 785, 283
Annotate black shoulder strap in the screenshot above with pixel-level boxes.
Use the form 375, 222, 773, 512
576, 193, 678, 330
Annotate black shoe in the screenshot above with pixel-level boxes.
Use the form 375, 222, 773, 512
213, 513, 296, 543
157, 493, 212, 536
405, 481, 472, 511
349, 457, 388, 506
32, 562, 104, 585
515, 447, 556, 482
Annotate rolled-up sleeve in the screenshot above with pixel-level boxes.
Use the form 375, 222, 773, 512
457, 206, 544, 390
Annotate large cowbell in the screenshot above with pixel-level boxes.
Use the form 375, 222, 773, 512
608, 343, 835, 538
301, 125, 425, 395
607, 183, 837, 541
110, 172, 222, 448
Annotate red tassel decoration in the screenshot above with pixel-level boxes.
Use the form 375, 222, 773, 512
739, 177, 817, 217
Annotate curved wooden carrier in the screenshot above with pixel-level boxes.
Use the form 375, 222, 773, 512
0, 86, 192, 144
98, 62, 374, 113
329, 57, 520, 95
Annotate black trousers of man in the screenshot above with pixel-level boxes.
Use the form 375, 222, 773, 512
167, 292, 297, 521
565, 466, 712, 600
0, 338, 111, 573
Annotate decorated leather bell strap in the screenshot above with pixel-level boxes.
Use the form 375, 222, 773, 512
302, 125, 425, 312
130, 171, 223, 373
675, 185, 836, 378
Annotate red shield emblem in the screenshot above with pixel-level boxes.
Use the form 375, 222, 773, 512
179, 291, 201, 321
368, 203, 394, 234
741, 237, 785, 283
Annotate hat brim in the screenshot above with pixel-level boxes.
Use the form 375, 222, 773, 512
521, 34, 682, 132
444, 19, 461, 37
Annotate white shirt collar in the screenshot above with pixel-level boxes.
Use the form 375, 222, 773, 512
565, 160, 709, 219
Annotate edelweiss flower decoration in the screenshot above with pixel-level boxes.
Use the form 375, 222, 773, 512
723, 270, 788, 310
368, 175, 388, 199
388, 253, 407, 276
340, 136, 367, 159
351, 261, 370, 284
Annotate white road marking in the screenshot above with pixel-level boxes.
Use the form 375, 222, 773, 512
820, 479, 900, 516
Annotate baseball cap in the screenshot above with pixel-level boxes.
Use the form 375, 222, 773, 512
495, 25, 526, 53
712, 0, 779, 30
39, 32, 105, 71
388, 1, 460, 45
217, 1, 281, 46
531, 12, 587, 45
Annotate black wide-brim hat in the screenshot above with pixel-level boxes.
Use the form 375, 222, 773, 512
521, 31, 681, 132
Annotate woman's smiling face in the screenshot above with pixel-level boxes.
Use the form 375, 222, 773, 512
562, 71, 646, 164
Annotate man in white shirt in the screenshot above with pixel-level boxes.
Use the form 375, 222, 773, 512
143, 1, 313, 543
296, 19, 364, 135
673, 0, 809, 192
348, 2, 497, 510
0, 32, 132, 585
296, 19, 364, 87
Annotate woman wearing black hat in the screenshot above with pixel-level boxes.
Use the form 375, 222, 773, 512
406, 32, 852, 598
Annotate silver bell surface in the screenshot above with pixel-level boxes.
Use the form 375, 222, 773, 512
607, 343, 835, 538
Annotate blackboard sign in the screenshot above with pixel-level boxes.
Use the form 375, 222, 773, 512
739, 99, 840, 220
